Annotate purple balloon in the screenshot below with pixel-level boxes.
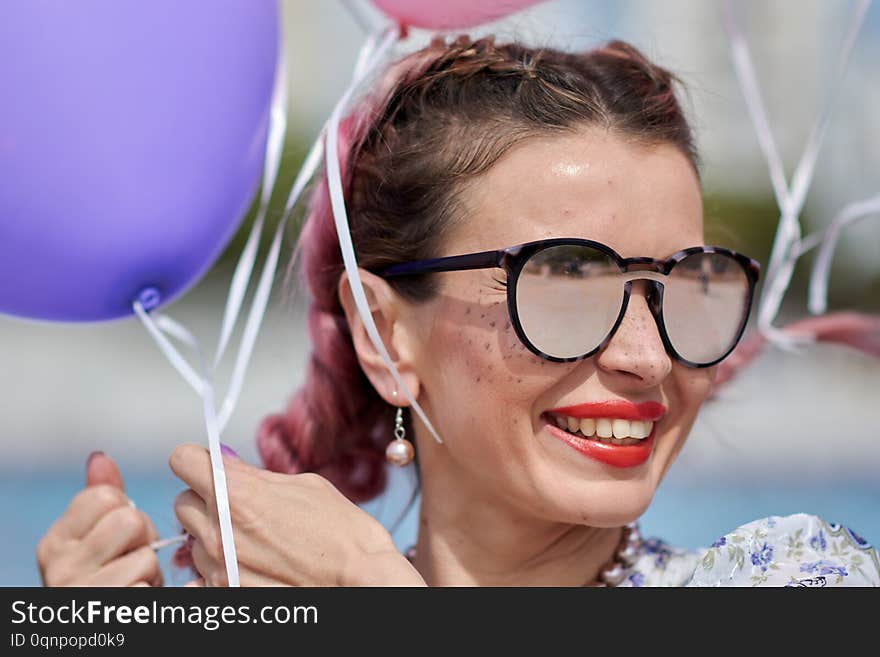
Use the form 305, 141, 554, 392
0, 0, 279, 322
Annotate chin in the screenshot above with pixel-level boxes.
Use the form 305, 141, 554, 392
528, 416, 677, 526
530, 469, 658, 528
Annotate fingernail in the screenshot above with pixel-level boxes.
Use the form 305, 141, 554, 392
86, 450, 104, 468
220, 443, 239, 459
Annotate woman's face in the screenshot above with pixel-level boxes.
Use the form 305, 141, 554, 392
405, 127, 715, 528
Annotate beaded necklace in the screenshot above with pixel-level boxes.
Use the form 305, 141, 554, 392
404, 522, 642, 587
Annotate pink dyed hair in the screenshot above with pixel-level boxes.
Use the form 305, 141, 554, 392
257, 149, 391, 502
254, 35, 703, 503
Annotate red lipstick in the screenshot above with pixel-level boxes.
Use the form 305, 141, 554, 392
543, 399, 665, 468
547, 400, 666, 421
545, 421, 656, 468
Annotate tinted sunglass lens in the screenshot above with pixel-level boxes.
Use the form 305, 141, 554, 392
515, 245, 622, 359
662, 252, 750, 364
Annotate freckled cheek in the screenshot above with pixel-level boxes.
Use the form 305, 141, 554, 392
443, 322, 507, 386
426, 303, 537, 397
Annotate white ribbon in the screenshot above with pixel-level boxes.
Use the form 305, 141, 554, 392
212, 16, 394, 436
132, 8, 295, 587
214, 50, 289, 371
805, 194, 880, 315
215, 134, 326, 434
149, 533, 188, 552
132, 302, 205, 397
134, 301, 240, 584
723, 0, 873, 351
324, 25, 445, 444
132, 15, 430, 586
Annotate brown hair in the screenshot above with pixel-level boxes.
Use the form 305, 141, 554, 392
257, 35, 699, 501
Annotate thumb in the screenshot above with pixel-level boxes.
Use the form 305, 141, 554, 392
85, 451, 126, 490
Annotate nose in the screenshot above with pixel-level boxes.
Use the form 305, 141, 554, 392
593, 280, 672, 387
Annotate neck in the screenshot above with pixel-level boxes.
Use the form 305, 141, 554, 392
412, 467, 622, 586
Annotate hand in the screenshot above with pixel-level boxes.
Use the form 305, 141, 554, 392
169, 443, 425, 587
36, 452, 163, 587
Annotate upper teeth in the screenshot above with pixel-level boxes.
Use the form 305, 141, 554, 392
556, 415, 653, 440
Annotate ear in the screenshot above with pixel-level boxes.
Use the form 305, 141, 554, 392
337, 268, 421, 406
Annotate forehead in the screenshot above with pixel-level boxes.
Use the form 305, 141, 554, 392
450, 128, 704, 260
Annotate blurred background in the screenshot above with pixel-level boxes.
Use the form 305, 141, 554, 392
1, 0, 878, 586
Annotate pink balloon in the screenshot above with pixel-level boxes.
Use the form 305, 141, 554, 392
370, 0, 545, 29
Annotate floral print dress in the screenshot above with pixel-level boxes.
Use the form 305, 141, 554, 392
617, 513, 880, 587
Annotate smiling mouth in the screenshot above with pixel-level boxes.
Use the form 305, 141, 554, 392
545, 412, 654, 445
540, 412, 658, 467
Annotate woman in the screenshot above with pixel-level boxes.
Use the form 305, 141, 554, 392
37, 35, 879, 587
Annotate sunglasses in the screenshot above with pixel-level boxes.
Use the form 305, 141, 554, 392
380, 238, 761, 367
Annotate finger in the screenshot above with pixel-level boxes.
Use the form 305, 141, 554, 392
168, 444, 217, 505
132, 581, 151, 587
85, 451, 125, 490
80, 506, 152, 567
191, 539, 227, 587
169, 443, 258, 505
52, 485, 131, 541
139, 510, 160, 544
84, 546, 162, 587
190, 540, 279, 587
173, 489, 222, 561
184, 577, 205, 587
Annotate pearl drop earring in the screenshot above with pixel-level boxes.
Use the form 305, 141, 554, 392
385, 390, 414, 466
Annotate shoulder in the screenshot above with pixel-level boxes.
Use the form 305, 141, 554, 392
620, 536, 703, 587
685, 513, 880, 587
